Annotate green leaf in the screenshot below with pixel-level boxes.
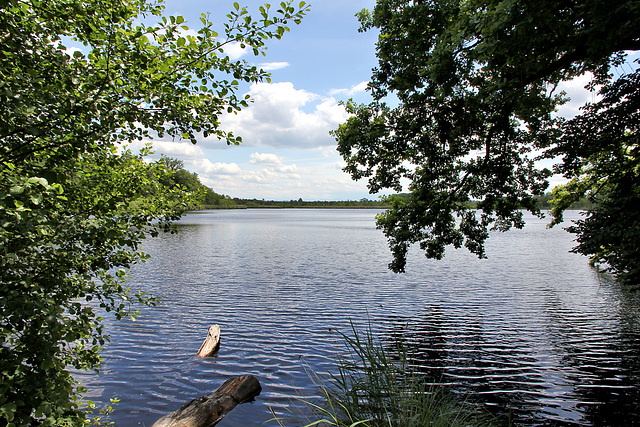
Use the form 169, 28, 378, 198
0, 0, 308, 422
9, 186, 24, 195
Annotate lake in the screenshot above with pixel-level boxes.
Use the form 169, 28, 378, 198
78, 209, 640, 426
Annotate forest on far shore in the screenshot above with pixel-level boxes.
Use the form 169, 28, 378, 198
164, 158, 592, 211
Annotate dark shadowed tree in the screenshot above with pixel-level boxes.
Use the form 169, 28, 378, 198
333, 0, 639, 284
550, 69, 640, 284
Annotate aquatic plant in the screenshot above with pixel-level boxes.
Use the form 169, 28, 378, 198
272, 321, 490, 427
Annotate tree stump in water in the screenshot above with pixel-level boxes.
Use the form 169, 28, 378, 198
152, 375, 262, 427
197, 324, 220, 358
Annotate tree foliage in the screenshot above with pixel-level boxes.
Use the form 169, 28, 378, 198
550, 68, 640, 284
157, 156, 236, 208
0, 0, 308, 424
334, 0, 640, 281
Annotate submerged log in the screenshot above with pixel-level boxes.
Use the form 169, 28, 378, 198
197, 325, 220, 358
152, 375, 262, 427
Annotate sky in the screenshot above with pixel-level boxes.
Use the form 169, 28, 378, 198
121, 0, 636, 201
132, 0, 381, 201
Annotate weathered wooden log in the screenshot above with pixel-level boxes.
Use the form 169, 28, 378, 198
152, 375, 262, 427
197, 325, 220, 358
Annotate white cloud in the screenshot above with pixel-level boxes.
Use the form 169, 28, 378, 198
329, 80, 369, 96
318, 145, 340, 158
195, 159, 243, 175
250, 152, 284, 166
151, 140, 204, 158
177, 26, 199, 39
555, 72, 602, 119
198, 164, 368, 200
275, 164, 298, 174
223, 41, 248, 61
216, 82, 350, 149
119, 139, 205, 159
194, 154, 308, 197
259, 62, 290, 71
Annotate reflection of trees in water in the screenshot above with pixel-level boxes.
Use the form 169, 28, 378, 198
385, 306, 551, 426
382, 293, 640, 426
542, 280, 640, 427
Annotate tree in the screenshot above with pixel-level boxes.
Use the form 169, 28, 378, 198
159, 156, 185, 172
155, 157, 236, 208
160, 165, 202, 192
333, 0, 640, 282
0, 0, 308, 424
550, 69, 640, 284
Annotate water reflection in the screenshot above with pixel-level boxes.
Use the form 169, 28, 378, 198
76, 209, 640, 426
545, 279, 640, 426
385, 307, 551, 425
382, 275, 640, 426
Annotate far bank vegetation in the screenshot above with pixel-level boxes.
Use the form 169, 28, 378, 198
163, 157, 592, 211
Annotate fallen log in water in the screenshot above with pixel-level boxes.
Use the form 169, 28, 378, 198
197, 324, 221, 358
152, 375, 262, 427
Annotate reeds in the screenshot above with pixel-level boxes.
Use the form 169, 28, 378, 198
271, 321, 490, 427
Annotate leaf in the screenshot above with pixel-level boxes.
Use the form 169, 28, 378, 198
0, 0, 308, 422
9, 186, 24, 195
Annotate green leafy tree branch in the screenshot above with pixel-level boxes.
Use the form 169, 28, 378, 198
0, 0, 308, 424
334, 0, 640, 281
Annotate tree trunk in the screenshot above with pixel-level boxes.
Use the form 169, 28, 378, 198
197, 324, 220, 358
152, 375, 262, 427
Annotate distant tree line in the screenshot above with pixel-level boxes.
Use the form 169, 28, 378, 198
534, 193, 593, 211
230, 197, 387, 208
161, 159, 590, 211
155, 159, 390, 209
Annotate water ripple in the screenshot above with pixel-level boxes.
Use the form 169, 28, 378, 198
76, 210, 640, 426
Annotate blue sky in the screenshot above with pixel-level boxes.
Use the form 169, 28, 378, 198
134, 0, 382, 201
123, 1, 636, 201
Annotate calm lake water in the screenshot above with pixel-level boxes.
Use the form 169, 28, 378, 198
79, 209, 640, 426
